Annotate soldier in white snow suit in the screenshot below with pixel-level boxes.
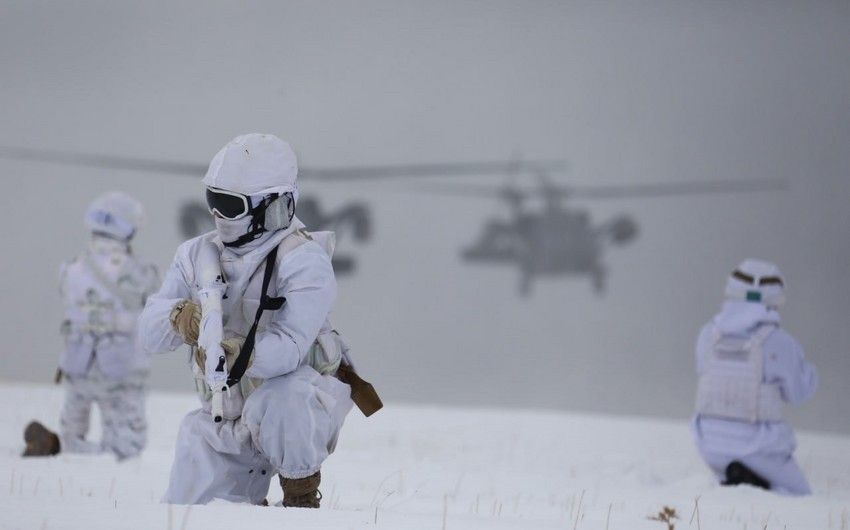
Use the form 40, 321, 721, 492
692, 259, 818, 495
137, 133, 380, 507
23, 191, 160, 460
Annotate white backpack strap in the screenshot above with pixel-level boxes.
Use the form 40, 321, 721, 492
750, 324, 775, 347
308, 231, 336, 258
279, 227, 336, 259
751, 324, 783, 422
278, 227, 313, 256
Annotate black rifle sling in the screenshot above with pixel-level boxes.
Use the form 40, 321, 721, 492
226, 245, 285, 387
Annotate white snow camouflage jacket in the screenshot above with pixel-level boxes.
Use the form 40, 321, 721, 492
59, 237, 160, 380
137, 221, 337, 384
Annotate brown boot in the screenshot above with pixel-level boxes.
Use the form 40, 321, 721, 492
280, 471, 321, 508
22, 421, 61, 457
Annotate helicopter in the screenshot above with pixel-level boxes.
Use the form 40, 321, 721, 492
417, 171, 786, 296
0, 145, 562, 275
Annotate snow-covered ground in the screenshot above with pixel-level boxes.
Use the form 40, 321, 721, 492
1, 384, 849, 530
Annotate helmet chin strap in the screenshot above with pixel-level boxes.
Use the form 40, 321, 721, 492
222, 193, 281, 248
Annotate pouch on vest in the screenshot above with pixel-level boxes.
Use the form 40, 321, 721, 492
191, 351, 263, 421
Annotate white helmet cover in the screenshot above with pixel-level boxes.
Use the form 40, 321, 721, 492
84, 191, 145, 241
203, 134, 299, 247
724, 259, 786, 308
202, 133, 298, 199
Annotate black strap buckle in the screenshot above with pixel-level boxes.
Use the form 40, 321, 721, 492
261, 295, 285, 311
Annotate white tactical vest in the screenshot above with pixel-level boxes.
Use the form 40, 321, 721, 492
60, 246, 158, 379
191, 228, 345, 418
695, 325, 784, 422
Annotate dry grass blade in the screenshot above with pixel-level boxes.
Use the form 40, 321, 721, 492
689, 496, 701, 530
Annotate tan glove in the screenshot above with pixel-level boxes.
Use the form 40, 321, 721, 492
194, 337, 248, 373
169, 300, 201, 346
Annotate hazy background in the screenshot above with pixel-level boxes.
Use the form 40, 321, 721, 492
1, 1, 848, 432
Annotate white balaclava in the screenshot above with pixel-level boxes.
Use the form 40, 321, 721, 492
724, 258, 786, 309
84, 191, 145, 242
202, 133, 299, 252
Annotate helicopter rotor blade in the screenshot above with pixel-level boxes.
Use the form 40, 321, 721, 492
408, 177, 788, 201
0, 146, 206, 176
2, 145, 784, 198
301, 160, 566, 181
403, 183, 526, 199
0, 145, 566, 181
565, 177, 788, 199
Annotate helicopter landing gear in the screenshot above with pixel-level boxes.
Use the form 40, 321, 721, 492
518, 268, 534, 297
331, 255, 357, 275
591, 267, 607, 295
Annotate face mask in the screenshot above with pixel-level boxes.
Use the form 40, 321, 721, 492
214, 215, 254, 246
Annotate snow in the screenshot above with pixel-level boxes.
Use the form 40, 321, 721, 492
2, 383, 849, 530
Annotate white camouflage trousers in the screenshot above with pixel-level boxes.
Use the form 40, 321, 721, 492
60, 365, 148, 460
698, 446, 811, 495
163, 366, 353, 505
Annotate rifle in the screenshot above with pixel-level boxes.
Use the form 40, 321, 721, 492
196, 240, 228, 423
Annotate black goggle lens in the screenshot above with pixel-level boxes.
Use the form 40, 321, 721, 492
206, 188, 249, 219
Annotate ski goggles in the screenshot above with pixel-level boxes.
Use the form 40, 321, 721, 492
731, 269, 784, 287
86, 209, 136, 240
206, 187, 252, 220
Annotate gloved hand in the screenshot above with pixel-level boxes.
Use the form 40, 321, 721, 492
169, 299, 201, 346
194, 337, 248, 373
221, 337, 246, 363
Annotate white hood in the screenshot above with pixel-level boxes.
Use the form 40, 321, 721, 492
724, 258, 786, 308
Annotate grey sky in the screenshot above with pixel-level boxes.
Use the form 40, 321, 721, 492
1, 1, 848, 432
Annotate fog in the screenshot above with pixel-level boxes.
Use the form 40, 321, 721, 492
1, 1, 848, 432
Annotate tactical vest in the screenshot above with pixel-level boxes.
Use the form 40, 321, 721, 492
59, 249, 153, 379
695, 325, 784, 422
191, 229, 345, 417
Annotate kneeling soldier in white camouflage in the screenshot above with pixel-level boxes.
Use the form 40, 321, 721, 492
23, 192, 160, 460
138, 133, 381, 507
692, 259, 818, 495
